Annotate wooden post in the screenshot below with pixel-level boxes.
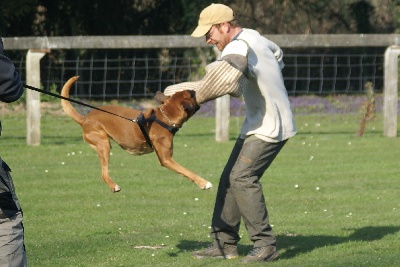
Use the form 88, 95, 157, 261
383, 46, 400, 138
215, 95, 230, 142
26, 50, 46, 146
213, 46, 230, 142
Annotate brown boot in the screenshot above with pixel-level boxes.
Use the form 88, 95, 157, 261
241, 246, 279, 263
192, 244, 239, 259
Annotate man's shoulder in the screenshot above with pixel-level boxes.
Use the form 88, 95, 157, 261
222, 39, 248, 58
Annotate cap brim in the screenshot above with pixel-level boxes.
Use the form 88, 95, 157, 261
191, 24, 212, 37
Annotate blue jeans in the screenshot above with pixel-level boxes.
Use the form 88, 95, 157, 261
211, 135, 287, 248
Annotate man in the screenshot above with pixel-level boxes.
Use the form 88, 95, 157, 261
164, 3, 296, 263
0, 38, 28, 267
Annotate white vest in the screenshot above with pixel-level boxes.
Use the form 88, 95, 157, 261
225, 28, 297, 142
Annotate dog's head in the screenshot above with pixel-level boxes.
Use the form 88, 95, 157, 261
154, 90, 200, 123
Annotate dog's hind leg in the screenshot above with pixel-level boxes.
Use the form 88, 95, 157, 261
84, 131, 121, 193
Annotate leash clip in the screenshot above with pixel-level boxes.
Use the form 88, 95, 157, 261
136, 113, 145, 124
167, 124, 179, 134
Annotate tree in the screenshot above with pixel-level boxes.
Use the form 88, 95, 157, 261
228, 0, 395, 34
0, 0, 36, 36
0, 0, 397, 37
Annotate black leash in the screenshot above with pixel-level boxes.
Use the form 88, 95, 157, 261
23, 84, 137, 123
23, 84, 180, 149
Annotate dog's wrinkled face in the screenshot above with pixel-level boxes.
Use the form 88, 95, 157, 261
155, 90, 200, 119
179, 90, 200, 118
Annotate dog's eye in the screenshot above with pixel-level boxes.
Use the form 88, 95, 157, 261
182, 101, 193, 111
188, 90, 196, 99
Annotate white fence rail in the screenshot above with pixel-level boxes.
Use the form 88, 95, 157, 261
3, 34, 400, 144
4, 34, 400, 49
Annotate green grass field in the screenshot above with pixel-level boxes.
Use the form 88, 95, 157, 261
1, 110, 399, 267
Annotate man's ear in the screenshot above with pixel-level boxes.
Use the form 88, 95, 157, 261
154, 91, 168, 103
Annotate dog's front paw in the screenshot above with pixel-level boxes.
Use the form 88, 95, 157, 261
203, 182, 213, 190
112, 185, 121, 193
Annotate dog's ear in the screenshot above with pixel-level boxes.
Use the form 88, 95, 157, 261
154, 91, 168, 104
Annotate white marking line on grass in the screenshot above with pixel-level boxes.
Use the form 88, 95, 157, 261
133, 245, 166, 249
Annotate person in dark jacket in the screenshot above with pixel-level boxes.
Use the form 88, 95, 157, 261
0, 37, 28, 267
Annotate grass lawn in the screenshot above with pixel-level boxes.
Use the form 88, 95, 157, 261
1, 110, 399, 267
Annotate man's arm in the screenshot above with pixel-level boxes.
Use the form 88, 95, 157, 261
164, 40, 249, 104
163, 60, 247, 104
0, 39, 24, 103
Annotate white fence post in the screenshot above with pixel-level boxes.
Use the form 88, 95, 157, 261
215, 95, 230, 142
213, 46, 230, 142
383, 46, 400, 138
26, 50, 46, 146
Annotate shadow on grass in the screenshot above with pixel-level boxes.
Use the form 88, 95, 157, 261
277, 226, 400, 259
0, 135, 82, 145
172, 226, 400, 259
40, 135, 83, 145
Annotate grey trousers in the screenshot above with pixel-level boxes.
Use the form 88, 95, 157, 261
0, 212, 27, 267
211, 135, 287, 248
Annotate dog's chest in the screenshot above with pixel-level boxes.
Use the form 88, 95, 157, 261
124, 144, 153, 155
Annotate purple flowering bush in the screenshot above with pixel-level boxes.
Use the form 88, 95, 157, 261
194, 95, 391, 117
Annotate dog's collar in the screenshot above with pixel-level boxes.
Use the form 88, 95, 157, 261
158, 106, 179, 129
155, 118, 179, 135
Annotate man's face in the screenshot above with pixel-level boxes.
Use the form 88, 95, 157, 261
205, 23, 230, 51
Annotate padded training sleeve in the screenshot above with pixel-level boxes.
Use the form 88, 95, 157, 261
163, 39, 250, 104
164, 60, 248, 104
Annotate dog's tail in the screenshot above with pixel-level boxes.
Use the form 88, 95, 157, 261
61, 76, 85, 125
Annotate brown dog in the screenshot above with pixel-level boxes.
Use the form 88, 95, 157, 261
61, 76, 212, 192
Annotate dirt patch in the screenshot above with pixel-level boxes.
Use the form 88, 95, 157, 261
40, 102, 66, 115
0, 101, 66, 116
0, 102, 28, 115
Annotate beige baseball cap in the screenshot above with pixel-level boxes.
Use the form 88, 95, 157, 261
191, 3, 235, 37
